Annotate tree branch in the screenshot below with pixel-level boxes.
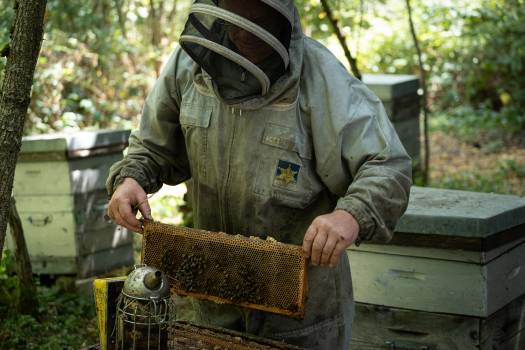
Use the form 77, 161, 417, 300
0, 0, 47, 253
406, 0, 430, 185
320, 0, 362, 80
8, 197, 38, 316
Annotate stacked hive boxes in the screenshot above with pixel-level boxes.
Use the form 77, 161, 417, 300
6, 129, 133, 277
348, 186, 525, 349
363, 74, 420, 162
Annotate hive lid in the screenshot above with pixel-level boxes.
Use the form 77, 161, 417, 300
390, 186, 525, 250
362, 74, 419, 100
20, 129, 131, 154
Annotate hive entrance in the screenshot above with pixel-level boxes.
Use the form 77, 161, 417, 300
142, 221, 308, 318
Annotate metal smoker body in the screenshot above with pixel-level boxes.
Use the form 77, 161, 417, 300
116, 265, 172, 350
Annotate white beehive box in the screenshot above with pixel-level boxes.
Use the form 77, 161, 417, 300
6, 130, 134, 277
363, 74, 420, 162
348, 186, 525, 349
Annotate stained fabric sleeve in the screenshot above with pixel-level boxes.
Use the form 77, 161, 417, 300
106, 48, 191, 196
304, 43, 412, 243
332, 86, 412, 243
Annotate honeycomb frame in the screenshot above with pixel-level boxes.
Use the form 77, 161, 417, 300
141, 221, 308, 318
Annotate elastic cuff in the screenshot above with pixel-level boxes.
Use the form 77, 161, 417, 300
108, 168, 160, 197
335, 197, 376, 243
124, 168, 161, 193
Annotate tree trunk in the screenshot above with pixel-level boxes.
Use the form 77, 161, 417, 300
169, 0, 178, 21
149, 0, 164, 76
8, 197, 38, 316
0, 0, 47, 254
114, 0, 128, 39
320, 0, 362, 80
405, 0, 430, 185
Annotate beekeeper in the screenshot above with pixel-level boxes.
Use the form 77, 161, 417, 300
106, 0, 412, 348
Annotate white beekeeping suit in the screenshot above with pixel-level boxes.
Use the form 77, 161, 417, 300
107, 0, 412, 348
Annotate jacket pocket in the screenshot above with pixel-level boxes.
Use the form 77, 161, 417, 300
180, 102, 212, 180
261, 123, 312, 159
254, 123, 322, 209
180, 103, 212, 128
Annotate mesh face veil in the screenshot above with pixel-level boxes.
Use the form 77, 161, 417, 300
179, 0, 292, 101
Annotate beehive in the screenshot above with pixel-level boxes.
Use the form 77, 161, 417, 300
348, 186, 525, 349
141, 221, 308, 318
363, 74, 420, 161
6, 129, 133, 277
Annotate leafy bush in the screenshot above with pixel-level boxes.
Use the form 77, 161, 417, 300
1, 0, 191, 134
2, 0, 524, 134
0, 250, 18, 310
0, 286, 98, 350
355, 0, 525, 120
431, 105, 525, 142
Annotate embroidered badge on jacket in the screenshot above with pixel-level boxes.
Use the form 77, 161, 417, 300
275, 160, 300, 185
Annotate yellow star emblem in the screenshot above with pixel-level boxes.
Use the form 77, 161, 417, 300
277, 165, 298, 185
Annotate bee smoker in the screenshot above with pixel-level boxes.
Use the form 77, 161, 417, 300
115, 265, 173, 350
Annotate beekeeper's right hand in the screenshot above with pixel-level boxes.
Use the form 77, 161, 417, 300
108, 177, 153, 233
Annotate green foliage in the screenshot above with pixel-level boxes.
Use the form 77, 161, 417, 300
150, 188, 193, 227
0, 286, 98, 349
0, 250, 19, 309
431, 158, 525, 195
431, 105, 525, 142
296, 0, 525, 120
1, 0, 191, 134
0, 0, 15, 83
1, 252, 97, 349
355, 0, 525, 118
2, 0, 524, 135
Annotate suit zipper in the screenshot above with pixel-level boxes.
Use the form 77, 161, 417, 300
220, 107, 239, 233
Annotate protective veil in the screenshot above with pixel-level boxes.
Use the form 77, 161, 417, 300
180, 0, 292, 101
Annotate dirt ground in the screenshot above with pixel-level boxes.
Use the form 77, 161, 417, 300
428, 130, 525, 196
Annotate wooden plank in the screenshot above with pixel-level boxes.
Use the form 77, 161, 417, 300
391, 94, 420, 122
480, 292, 525, 350
350, 303, 479, 350
30, 255, 77, 275
386, 222, 525, 252
18, 151, 67, 162
93, 277, 127, 350
382, 95, 420, 123
13, 153, 123, 196
76, 226, 132, 255
13, 161, 71, 195
77, 244, 134, 278
67, 143, 126, 159
396, 187, 525, 239
20, 135, 67, 154
483, 234, 525, 263
350, 244, 481, 264
69, 153, 123, 193
362, 74, 419, 100
15, 194, 73, 212
347, 250, 488, 316
20, 129, 129, 154
73, 191, 112, 233
486, 242, 525, 316
393, 117, 419, 145
351, 233, 525, 264
17, 211, 77, 257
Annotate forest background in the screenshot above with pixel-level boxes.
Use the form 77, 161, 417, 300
0, 0, 524, 348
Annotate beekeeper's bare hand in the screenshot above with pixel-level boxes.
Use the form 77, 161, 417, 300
108, 177, 153, 233
302, 210, 359, 268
